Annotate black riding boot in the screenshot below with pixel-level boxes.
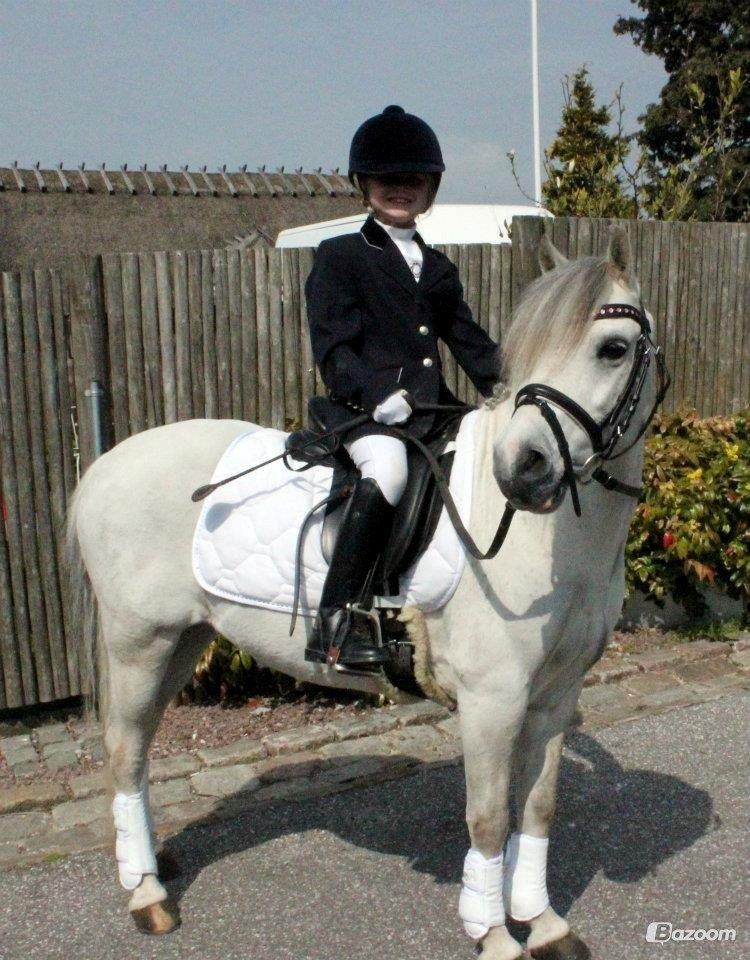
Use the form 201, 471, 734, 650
304, 477, 393, 669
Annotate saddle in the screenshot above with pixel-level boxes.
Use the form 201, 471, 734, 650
285, 396, 464, 597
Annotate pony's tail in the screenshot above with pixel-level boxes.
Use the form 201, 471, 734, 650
64, 476, 107, 726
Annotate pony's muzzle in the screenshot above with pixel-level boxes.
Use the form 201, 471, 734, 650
493, 437, 563, 513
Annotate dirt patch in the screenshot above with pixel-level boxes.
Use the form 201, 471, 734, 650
0, 686, 376, 791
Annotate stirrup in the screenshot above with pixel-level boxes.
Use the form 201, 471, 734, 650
305, 603, 386, 670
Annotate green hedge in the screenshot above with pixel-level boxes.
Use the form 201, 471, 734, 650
626, 410, 750, 618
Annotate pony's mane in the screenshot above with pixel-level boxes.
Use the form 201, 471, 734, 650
499, 255, 612, 387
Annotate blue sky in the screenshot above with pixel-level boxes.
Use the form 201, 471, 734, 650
1, 0, 667, 203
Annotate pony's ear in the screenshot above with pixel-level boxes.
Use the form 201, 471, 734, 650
607, 226, 633, 278
538, 234, 568, 273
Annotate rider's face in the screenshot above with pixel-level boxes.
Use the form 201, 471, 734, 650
363, 174, 432, 228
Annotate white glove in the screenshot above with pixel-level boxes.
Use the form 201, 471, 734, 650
372, 390, 412, 425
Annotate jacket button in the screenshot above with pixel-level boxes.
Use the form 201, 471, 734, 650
418, 325, 429, 335
423, 357, 433, 367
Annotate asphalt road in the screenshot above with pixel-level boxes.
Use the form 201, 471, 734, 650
0, 691, 747, 960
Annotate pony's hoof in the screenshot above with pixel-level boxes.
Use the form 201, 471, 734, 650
156, 848, 181, 881
131, 898, 181, 935
529, 931, 591, 960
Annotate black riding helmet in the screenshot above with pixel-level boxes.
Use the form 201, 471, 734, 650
348, 105, 445, 186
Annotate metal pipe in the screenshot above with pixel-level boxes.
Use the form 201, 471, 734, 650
84, 380, 107, 459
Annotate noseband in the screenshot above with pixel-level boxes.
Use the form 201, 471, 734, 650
514, 302, 671, 516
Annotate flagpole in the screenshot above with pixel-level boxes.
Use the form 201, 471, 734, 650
531, 0, 542, 205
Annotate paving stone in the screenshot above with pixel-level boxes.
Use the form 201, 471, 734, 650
250, 779, 318, 805
69, 770, 110, 800
677, 639, 730, 661
585, 658, 639, 686
149, 754, 202, 781
16, 820, 111, 862
0, 780, 68, 814
34, 723, 73, 747
319, 734, 395, 763
41, 738, 80, 757
0, 811, 51, 841
44, 748, 81, 772
326, 713, 400, 742
314, 756, 390, 786
630, 648, 687, 672
7, 759, 40, 777
149, 778, 191, 807
435, 715, 461, 739
621, 671, 681, 696
197, 738, 267, 767
729, 648, 750, 670
2, 746, 38, 767
252, 751, 322, 783
0, 734, 33, 752
387, 725, 446, 760
0, 820, 111, 869
673, 658, 739, 685
631, 683, 718, 713
190, 764, 261, 799
51, 794, 111, 831
153, 796, 221, 829
578, 684, 631, 712
388, 701, 452, 727
261, 725, 336, 756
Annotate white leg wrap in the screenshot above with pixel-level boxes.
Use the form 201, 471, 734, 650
458, 848, 505, 939
112, 791, 158, 891
503, 833, 550, 921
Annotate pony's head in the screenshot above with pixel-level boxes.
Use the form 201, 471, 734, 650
492, 227, 663, 514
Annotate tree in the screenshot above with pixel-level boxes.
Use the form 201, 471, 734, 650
615, 1, 749, 221
540, 67, 636, 218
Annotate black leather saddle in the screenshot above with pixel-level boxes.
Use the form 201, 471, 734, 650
285, 397, 465, 595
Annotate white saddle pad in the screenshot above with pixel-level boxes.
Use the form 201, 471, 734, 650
192, 411, 479, 617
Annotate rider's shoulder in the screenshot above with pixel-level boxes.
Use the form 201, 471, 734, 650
312, 234, 363, 271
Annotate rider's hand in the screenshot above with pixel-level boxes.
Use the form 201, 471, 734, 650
373, 390, 413, 425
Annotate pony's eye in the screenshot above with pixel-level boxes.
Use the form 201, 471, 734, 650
598, 339, 628, 361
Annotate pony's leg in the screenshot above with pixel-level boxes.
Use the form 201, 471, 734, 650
458, 687, 527, 960
104, 618, 214, 934
507, 690, 590, 960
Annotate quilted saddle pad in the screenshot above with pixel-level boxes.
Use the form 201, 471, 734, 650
192, 411, 479, 617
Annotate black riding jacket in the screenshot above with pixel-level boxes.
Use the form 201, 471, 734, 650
305, 215, 501, 438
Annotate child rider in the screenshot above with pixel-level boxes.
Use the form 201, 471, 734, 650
305, 105, 501, 671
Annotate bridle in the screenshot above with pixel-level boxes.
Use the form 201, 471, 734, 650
514, 302, 671, 516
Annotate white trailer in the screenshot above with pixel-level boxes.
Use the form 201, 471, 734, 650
275, 204, 552, 248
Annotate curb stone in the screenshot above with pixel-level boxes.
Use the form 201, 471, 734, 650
0, 639, 748, 869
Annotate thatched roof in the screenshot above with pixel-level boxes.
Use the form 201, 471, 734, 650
0, 164, 362, 271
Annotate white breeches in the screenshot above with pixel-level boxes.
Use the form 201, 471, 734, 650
344, 434, 408, 507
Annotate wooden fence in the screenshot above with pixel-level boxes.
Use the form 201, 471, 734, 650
1, 216, 747, 708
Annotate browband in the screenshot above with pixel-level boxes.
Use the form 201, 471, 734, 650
593, 302, 651, 333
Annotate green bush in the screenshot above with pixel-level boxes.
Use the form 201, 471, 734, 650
626, 409, 750, 617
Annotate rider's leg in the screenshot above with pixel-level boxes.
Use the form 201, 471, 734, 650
304, 435, 407, 667
345, 434, 409, 507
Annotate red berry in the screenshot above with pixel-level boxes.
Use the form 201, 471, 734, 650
662, 532, 675, 549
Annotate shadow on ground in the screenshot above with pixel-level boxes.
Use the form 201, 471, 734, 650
161, 729, 714, 919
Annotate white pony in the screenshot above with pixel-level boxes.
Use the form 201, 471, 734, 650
66, 229, 663, 960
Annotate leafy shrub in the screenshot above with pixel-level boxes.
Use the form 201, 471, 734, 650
626, 409, 750, 617
180, 636, 295, 705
